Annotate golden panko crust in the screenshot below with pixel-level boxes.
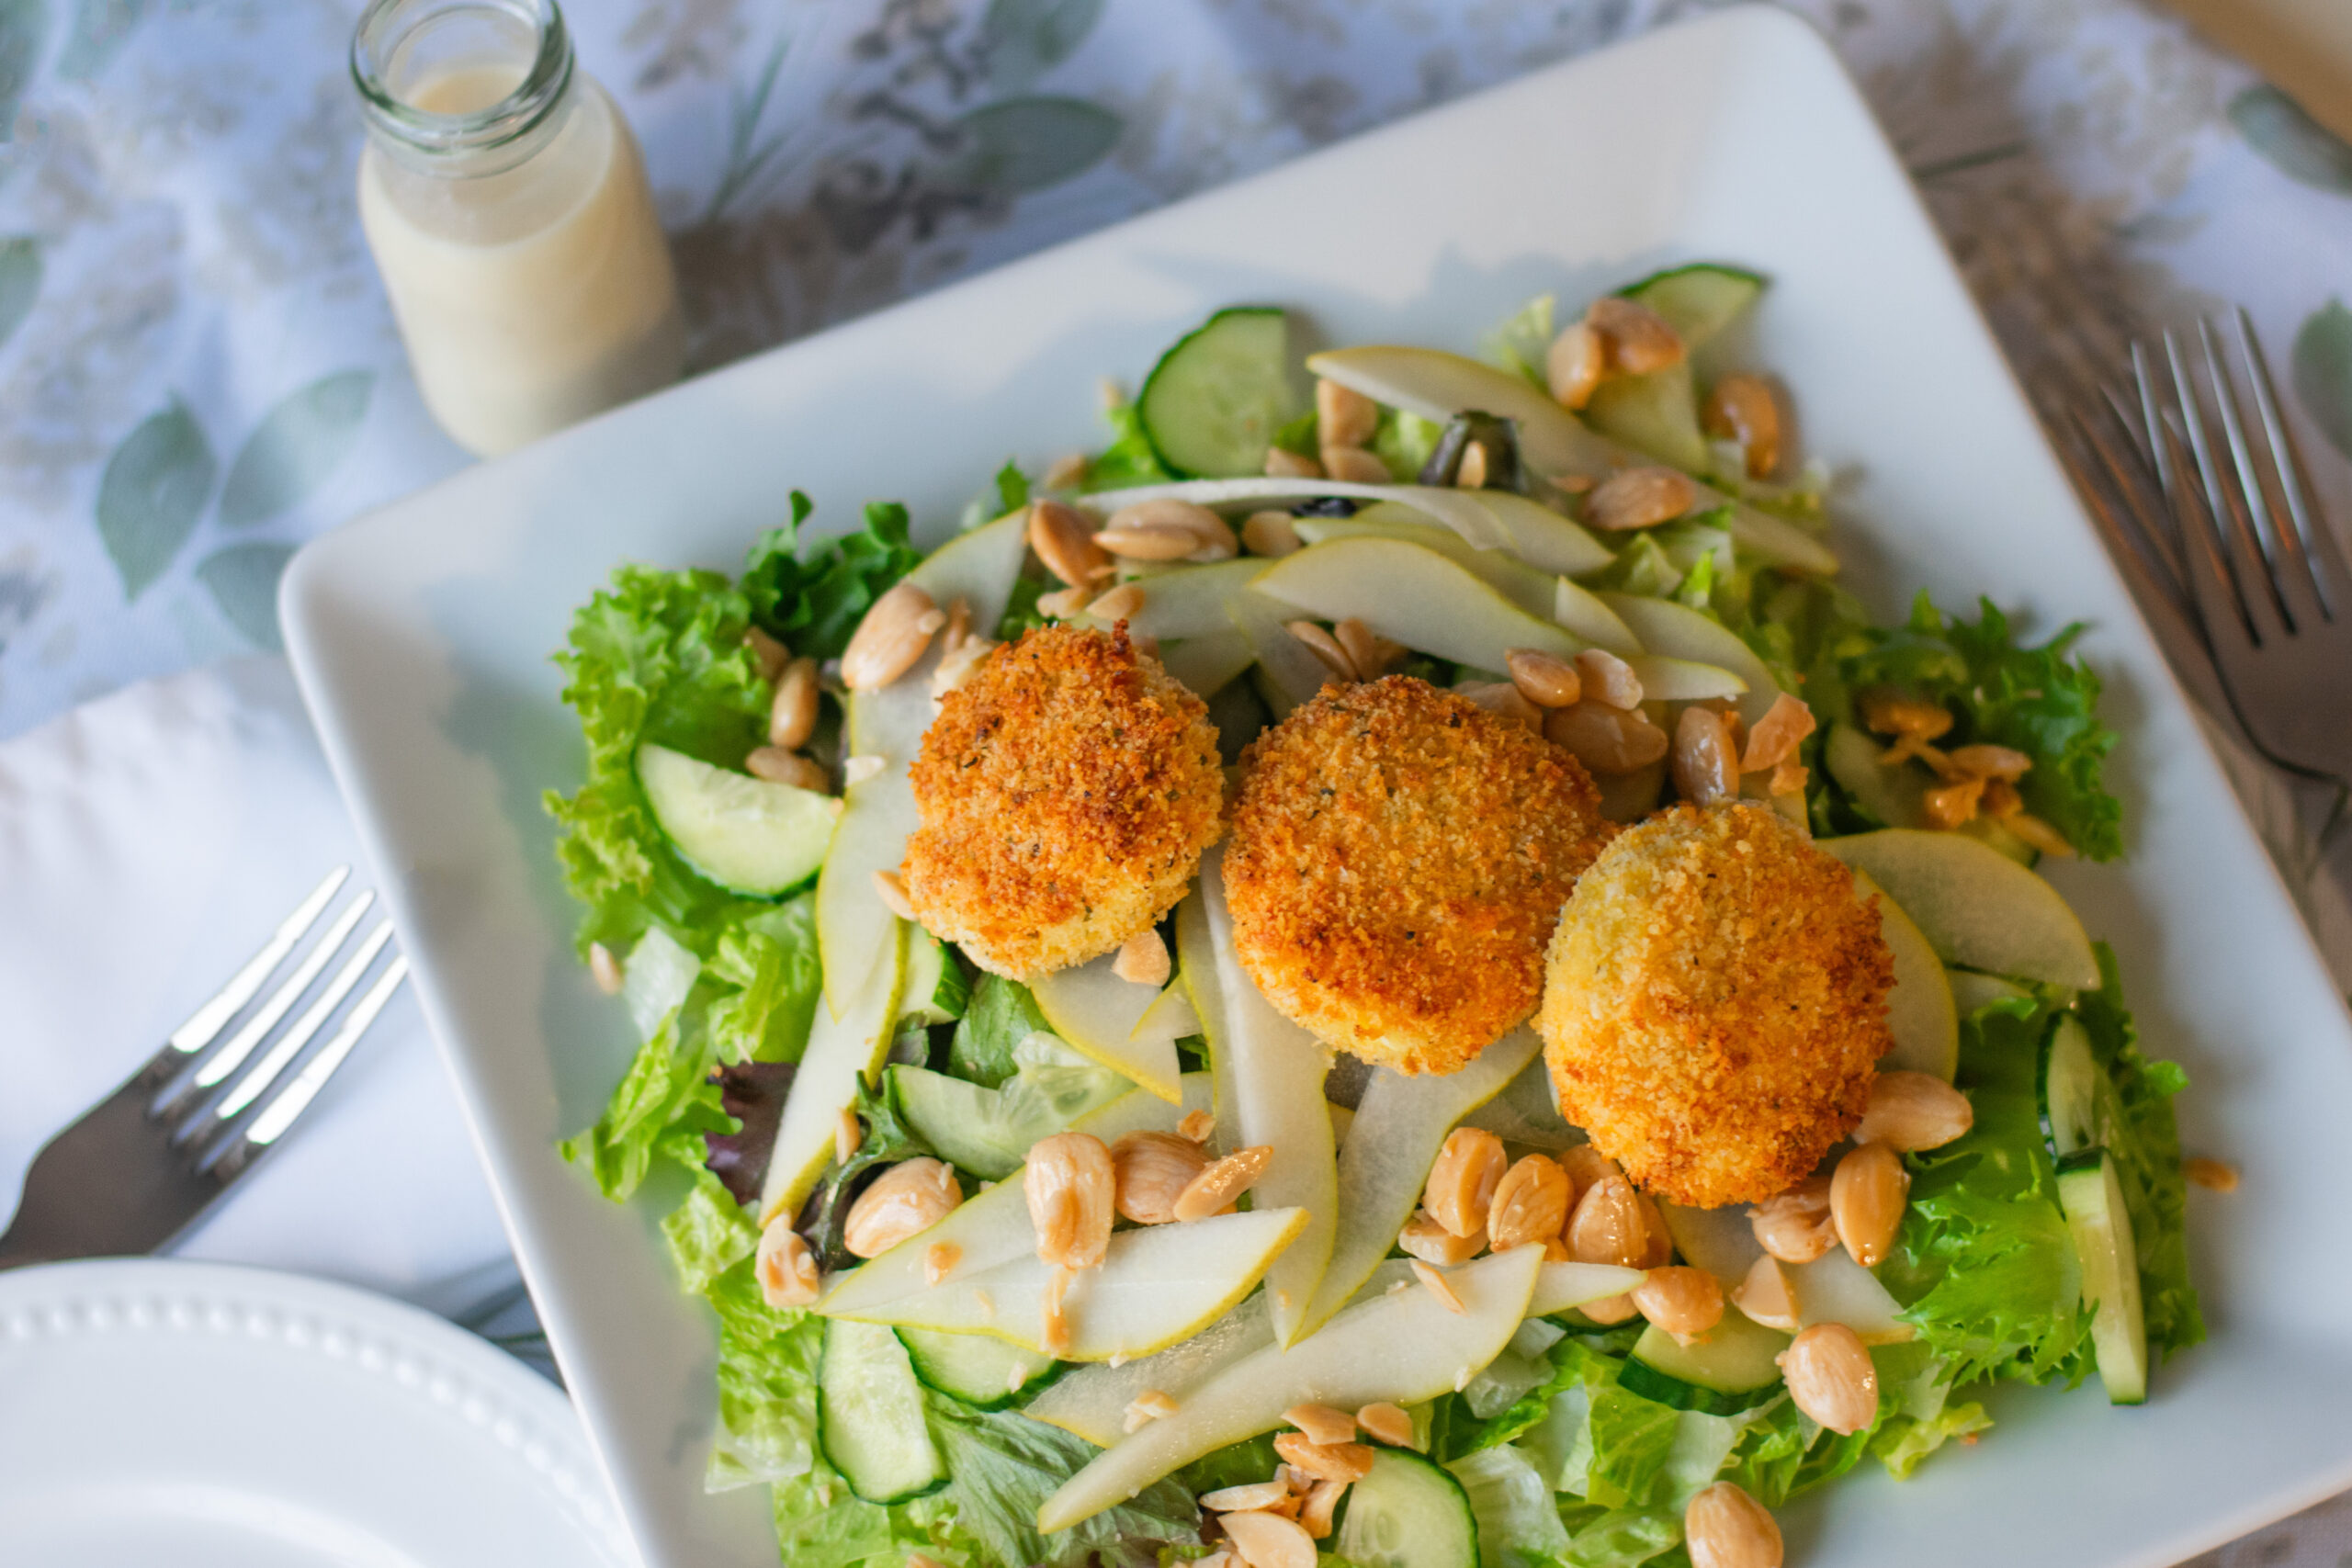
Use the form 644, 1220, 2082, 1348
903, 623, 1225, 979
1539, 803, 1895, 1207
1224, 676, 1611, 1075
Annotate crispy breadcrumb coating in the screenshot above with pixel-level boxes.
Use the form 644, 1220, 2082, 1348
903, 623, 1224, 978
1225, 676, 1610, 1074
1540, 804, 1894, 1207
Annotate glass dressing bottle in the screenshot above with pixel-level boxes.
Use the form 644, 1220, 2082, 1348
352, 0, 684, 457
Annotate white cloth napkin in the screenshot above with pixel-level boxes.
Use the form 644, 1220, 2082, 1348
0, 656, 510, 1306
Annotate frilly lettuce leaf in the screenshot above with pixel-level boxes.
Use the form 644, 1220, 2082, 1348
707, 897, 824, 1065
1480, 293, 1557, 389
925, 1394, 1199, 1568
742, 492, 927, 661
1082, 397, 1175, 491
950, 974, 1052, 1089
1448, 1445, 1570, 1568
557, 1004, 729, 1201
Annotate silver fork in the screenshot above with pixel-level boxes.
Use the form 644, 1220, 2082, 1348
0, 867, 410, 1269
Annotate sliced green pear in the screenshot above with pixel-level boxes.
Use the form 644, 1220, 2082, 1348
1031, 952, 1184, 1103
1081, 558, 1268, 641
760, 921, 909, 1223
1026, 1292, 1274, 1447
823, 1203, 1307, 1361
1476, 489, 1616, 579
1791, 1247, 1914, 1344
1946, 968, 2030, 1014
1598, 592, 1783, 728
1228, 588, 1334, 716
1078, 478, 1512, 550
1531, 1261, 1649, 1316
1822, 722, 1930, 829
1130, 979, 1203, 1070
1849, 868, 1960, 1081
1180, 856, 1339, 1344
816, 511, 1030, 1013
1305, 346, 1838, 575
1657, 1199, 1765, 1290
1297, 511, 1557, 619
1553, 577, 1645, 657
1291, 1028, 1542, 1342
1819, 829, 2099, 991
1460, 1051, 1579, 1149
1253, 536, 1581, 671
1037, 1245, 1544, 1533
1159, 629, 1255, 698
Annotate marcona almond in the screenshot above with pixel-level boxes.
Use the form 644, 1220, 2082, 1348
1317, 378, 1381, 449
1589, 296, 1688, 375
1944, 742, 2033, 781
587, 941, 624, 996
755, 1217, 820, 1308
841, 581, 944, 690
1125, 1389, 1182, 1432
1635, 1187, 1675, 1269
1242, 510, 1304, 556
1424, 1127, 1509, 1238
2186, 1156, 2240, 1192
1487, 1155, 1572, 1251
1397, 1211, 1485, 1267
843, 1157, 961, 1258
1029, 498, 1111, 587
1287, 621, 1356, 682
1455, 441, 1491, 491
1107, 498, 1235, 558
1202, 1480, 1291, 1513
1732, 1253, 1803, 1332
872, 869, 918, 921
1923, 775, 1986, 829
1410, 1259, 1466, 1314
1585, 466, 1699, 532
1859, 687, 1954, 741
1750, 1175, 1837, 1264
1321, 446, 1391, 483
1178, 1110, 1216, 1144
1581, 1292, 1640, 1325
1566, 1176, 1649, 1269
765, 655, 822, 750
1740, 692, 1816, 773
1099, 520, 1206, 561
1273, 1433, 1374, 1483
1458, 681, 1544, 734
1038, 585, 1091, 619
1633, 1265, 1724, 1343
1547, 321, 1606, 410
1112, 1131, 1210, 1225
1220, 1506, 1319, 1568
1174, 1145, 1273, 1222
1574, 649, 1645, 710
1264, 447, 1323, 479
743, 624, 790, 682
1778, 1323, 1879, 1434
1703, 374, 1782, 479
1333, 618, 1398, 682
1087, 582, 1146, 622
1684, 1481, 1783, 1568
1283, 1403, 1358, 1446
1506, 648, 1582, 708
1026, 1132, 1116, 1268
747, 746, 831, 793
1113, 926, 1171, 987
1357, 1402, 1415, 1448
1299, 1478, 1346, 1540
1830, 1142, 1910, 1267
1673, 705, 1739, 807
1546, 702, 1669, 774
1557, 1144, 1620, 1196
1043, 452, 1091, 491
1856, 1071, 1974, 1152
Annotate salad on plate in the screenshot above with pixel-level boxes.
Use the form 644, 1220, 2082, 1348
548, 266, 2199, 1568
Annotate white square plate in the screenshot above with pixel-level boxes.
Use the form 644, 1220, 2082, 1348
282, 9, 2352, 1566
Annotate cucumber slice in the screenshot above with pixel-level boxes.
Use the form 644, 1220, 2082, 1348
636, 742, 837, 897
1823, 723, 1929, 829
2039, 1015, 2105, 1160
1619, 264, 1769, 347
1138, 308, 1306, 478
820, 1318, 946, 1503
1619, 1308, 1791, 1415
888, 1058, 1126, 1180
1335, 1448, 1479, 1568
2056, 1150, 2150, 1404
899, 932, 970, 1027
898, 1326, 1060, 1410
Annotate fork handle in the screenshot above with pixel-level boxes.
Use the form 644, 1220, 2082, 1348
0, 1052, 224, 1270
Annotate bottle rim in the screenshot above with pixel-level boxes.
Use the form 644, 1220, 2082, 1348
350, 0, 575, 164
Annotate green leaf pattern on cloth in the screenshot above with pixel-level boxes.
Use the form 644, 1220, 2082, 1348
96, 400, 214, 599
218, 370, 375, 528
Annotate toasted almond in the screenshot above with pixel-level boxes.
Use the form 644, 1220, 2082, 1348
747, 746, 831, 793
842, 753, 887, 788
1027, 1132, 1116, 1269
1702, 373, 1781, 479
1455, 441, 1490, 491
764, 653, 824, 750
1829, 1143, 1910, 1267
1574, 649, 1645, 709
1750, 1175, 1837, 1264
1317, 378, 1381, 449
1299, 1478, 1346, 1540
1409, 1258, 1465, 1314
1672, 705, 1739, 807
1684, 1481, 1783, 1568
1221, 1507, 1318, 1568
2186, 1156, 2239, 1192
841, 581, 944, 690
1273, 1433, 1374, 1483
1029, 498, 1112, 587
1778, 1323, 1879, 1434
587, 941, 625, 996
1487, 1154, 1572, 1251
1264, 446, 1324, 479
1424, 1128, 1509, 1237
1740, 693, 1817, 773
1585, 464, 1699, 532
1859, 687, 1954, 740
1321, 446, 1391, 483
1506, 648, 1582, 708
1731, 1253, 1803, 1333
1588, 296, 1687, 375
1546, 701, 1668, 775
1457, 680, 1544, 734
1547, 321, 1605, 410
1923, 774, 1986, 829
1038, 584, 1092, 619
1043, 452, 1091, 491
843, 1157, 962, 1258
1397, 1210, 1486, 1267
1332, 617, 1393, 681
1242, 510, 1305, 556
1174, 1145, 1272, 1223
1856, 1071, 1974, 1152
1125, 1389, 1182, 1431
1113, 926, 1171, 987
1943, 743, 2033, 781
755, 1216, 821, 1308
1357, 1402, 1416, 1448
1633, 1265, 1725, 1344
1201, 1480, 1293, 1514
1178, 1109, 1216, 1144
1284, 1404, 1358, 1446
873, 869, 918, 922
1286, 621, 1357, 682
1113, 1131, 1210, 1225
1087, 582, 1147, 623
1097, 519, 1208, 561
1042, 1263, 1075, 1357
743, 625, 790, 682
1566, 1175, 1648, 1269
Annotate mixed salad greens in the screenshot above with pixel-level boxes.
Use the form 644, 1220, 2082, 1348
549, 265, 2199, 1568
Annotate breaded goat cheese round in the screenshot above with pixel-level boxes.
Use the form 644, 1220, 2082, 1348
1539, 804, 1895, 1208
902, 623, 1223, 979
1224, 676, 1610, 1075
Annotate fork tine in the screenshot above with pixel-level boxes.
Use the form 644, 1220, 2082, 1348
193, 919, 398, 1132
158, 890, 377, 1117
2199, 316, 2304, 631
2166, 330, 2287, 647
2076, 395, 2188, 599
2235, 305, 2347, 617
2163, 412, 2263, 658
204, 955, 410, 1177
164, 867, 349, 1055
2132, 340, 2177, 502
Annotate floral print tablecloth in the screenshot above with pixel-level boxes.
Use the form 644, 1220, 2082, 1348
2, 2, 2349, 1560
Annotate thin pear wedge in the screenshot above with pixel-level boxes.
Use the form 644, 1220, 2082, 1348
1078, 478, 1513, 551
1296, 511, 1558, 618
1078, 558, 1267, 641
1532, 1261, 1648, 1316
1820, 829, 2100, 991
761, 920, 908, 1222
1598, 592, 1785, 728
1180, 854, 1339, 1344
1031, 952, 1183, 1102
820, 1204, 1308, 1362
1849, 868, 1960, 1080
1792, 1247, 1915, 1344
815, 511, 1030, 1015
1026, 1293, 1276, 1447
1159, 629, 1256, 699
1306, 345, 1839, 576
1228, 589, 1334, 715
1037, 1246, 1544, 1534
1291, 1027, 1541, 1342
1553, 577, 1645, 657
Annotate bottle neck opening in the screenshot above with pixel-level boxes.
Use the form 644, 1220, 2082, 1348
352, 0, 575, 175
